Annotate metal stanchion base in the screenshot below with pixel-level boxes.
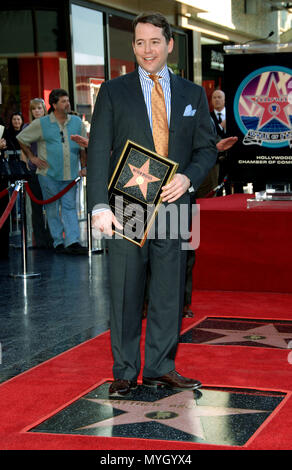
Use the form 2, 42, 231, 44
9, 273, 41, 279
88, 236, 105, 255
89, 248, 104, 255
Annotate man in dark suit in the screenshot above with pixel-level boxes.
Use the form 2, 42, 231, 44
210, 89, 226, 139
209, 89, 229, 194
87, 12, 217, 396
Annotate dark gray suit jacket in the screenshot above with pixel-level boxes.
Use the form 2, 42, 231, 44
87, 69, 217, 212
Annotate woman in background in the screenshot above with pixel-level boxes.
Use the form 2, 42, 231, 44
0, 113, 24, 256
23, 99, 53, 249
5, 112, 24, 158
0, 118, 9, 259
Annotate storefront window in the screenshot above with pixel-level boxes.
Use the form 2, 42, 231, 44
0, 10, 68, 124
108, 15, 135, 79
71, 4, 105, 124
169, 32, 188, 78
0, 8, 67, 124
0, 4, 191, 127
201, 37, 233, 108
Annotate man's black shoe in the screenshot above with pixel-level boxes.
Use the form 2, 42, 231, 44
65, 242, 88, 255
54, 243, 65, 254
143, 370, 202, 391
109, 379, 137, 396
183, 306, 194, 318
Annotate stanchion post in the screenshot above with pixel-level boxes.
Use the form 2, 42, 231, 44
20, 180, 28, 276
87, 210, 104, 254
10, 180, 40, 279
86, 172, 104, 256
87, 211, 92, 254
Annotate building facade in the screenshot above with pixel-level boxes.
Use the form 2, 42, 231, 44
0, 0, 291, 124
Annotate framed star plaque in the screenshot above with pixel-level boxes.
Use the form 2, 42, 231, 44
108, 140, 178, 246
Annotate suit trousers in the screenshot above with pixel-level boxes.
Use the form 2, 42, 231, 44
107, 234, 187, 381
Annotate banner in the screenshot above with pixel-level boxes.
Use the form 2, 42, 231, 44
224, 52, 292, 186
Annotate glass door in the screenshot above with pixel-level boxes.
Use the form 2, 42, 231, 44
108, 14, 135, 79
71, 4, 105, 126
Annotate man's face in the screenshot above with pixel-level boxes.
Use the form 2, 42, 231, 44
54, 95, 71, 115
132, 22, 173, 75
212, 91, 225, 111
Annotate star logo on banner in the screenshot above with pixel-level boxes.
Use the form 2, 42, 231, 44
197, 323, 292, 348
248, 75, 290, 129
123, 159, 160, 200
76, 391, 268, 440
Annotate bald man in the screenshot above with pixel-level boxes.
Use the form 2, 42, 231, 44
210, 90, 226, 138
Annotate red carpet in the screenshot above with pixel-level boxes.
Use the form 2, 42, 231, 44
1, 195, 291, 450
0, 290, 292, 450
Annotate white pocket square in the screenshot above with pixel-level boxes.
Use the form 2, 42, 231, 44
183, 104, 196, 117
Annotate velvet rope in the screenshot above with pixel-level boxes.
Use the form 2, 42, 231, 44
0, 187, 9, 200
0, 188, 19, 230
24, 177, 80, 205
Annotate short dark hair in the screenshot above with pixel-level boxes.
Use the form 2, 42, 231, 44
132, 12, 172, 44
48, 88, 69, 113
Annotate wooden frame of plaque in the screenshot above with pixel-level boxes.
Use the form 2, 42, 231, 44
108, 140, 178, 247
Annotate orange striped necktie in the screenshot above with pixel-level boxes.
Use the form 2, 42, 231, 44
149, 74, 169, 157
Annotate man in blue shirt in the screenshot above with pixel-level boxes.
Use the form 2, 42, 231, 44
17, 89, 87, 255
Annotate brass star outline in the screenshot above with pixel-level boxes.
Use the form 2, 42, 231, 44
76, 390, 268, 440
123, 159, 160, 200
197, 323, 291, 348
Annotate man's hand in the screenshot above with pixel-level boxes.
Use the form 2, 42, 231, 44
79, 168, 87, 177
71, 134, 89, 148
30, 155, 49, 169
161, 173, 191, 203
217, 136, 238, 152
0, 138, 6, 150
18, 142, 48, 169
92, 210, 123, 237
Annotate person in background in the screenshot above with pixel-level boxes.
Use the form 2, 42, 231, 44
210, 89, 226, 138
210, 89, 231, 195
4, 112, 24, 159
184, 134, 238, 318
2, 112, 27, 230
22, 98, 53, 249
196, 90, 236, 198
0, 120, 9, 259
17, 89, 87, 255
